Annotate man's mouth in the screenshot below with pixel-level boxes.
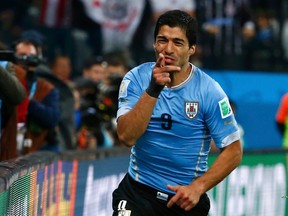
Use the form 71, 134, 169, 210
164, 57, 174, 65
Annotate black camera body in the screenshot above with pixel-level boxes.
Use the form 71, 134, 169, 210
0, 50, 44, 67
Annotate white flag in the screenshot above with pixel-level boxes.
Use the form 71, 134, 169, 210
81, 0, 145, 52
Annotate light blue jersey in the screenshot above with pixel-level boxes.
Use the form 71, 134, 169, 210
117, 62, 240, 194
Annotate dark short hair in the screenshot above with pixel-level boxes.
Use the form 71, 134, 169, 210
154, 10, 198, 47
83, 56, 107, 70
20, 30, 44, 46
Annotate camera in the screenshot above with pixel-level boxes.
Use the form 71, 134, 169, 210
0, 50, 44, 67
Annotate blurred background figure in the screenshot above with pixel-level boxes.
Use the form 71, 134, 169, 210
51, 55, 72, 84
81, 56, 108, 84
0, 0, 30, 48
20, 30, 45, 59
31, 0, 73, 64
73, 77, 114, 150
0, 60, 26, 161
103, 50, 132, 77
275, 93, 288, 148
48, 55, 76, 150
282, 18, 288, 64
17, 30, 77, 151
242, 9, 281, 71
196, 0, 251, 70
13, 38, 61, 154
72, 56, 115, 149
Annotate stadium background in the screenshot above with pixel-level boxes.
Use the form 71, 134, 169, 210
1, 0, 288, 215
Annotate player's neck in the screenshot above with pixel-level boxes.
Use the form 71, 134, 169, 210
167, 64, 191, 88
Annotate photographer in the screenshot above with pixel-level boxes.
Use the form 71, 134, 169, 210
13, 39, 61, 154
0, 61, 26, 160
74, 56, 118, 149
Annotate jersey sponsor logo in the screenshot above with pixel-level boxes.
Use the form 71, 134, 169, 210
119, 80, 130, 98
219, 97, 233, 119
185, 101, 199, 119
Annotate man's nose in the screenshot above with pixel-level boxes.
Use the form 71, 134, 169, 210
164, 41, 174, 54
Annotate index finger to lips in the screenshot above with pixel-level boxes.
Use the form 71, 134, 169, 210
155, 53, 165, 68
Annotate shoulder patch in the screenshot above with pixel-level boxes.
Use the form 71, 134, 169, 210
119, 80, 130, 98
218, 97, 232, 119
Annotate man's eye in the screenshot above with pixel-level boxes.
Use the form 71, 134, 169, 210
175, 41, 183, 46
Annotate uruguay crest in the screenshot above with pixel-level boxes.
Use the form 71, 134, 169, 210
185, 101, 199, 119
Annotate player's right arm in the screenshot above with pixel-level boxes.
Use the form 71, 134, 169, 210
117, 93, 158, 147
117, 54, 177, 147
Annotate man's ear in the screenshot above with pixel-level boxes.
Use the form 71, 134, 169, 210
189, 45, 196, 55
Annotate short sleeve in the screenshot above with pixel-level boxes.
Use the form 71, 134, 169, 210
204, 81, 240, 148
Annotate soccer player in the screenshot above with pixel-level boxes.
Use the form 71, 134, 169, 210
113, 10, 242, 216
275, 93, 288, 148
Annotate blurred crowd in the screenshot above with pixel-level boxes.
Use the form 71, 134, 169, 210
1, 0, 288, 73
0, 0, 288, 160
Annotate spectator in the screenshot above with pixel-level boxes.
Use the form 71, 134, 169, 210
73, 76, 114, 150
196, 0, 249, 69
37, 64, 76, 151
282, 18, 288, 63
46, 55, 75, 150
99, 51, 132, 145
19, 30, 76, 151
275, 93, 288, 148
72, 0, 103, 56
0, 61, 26, 160
13, 39, 61, 154
51, 55, 72, 84
0, 0, 31, 47
242, 9, 280, 70
20, 30, 45, 59
34, 0, 73, 63
70, 83, 81, 130
103, 50, 132, 77
81, 56, 108, 84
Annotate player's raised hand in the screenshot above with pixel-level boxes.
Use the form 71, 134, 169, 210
146, 53, 180, 98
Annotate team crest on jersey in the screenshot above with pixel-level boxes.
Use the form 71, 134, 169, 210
185, 101, 199, 119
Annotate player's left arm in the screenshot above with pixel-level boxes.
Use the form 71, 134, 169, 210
167, 139, 242, 211
190, 139, 242, 193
